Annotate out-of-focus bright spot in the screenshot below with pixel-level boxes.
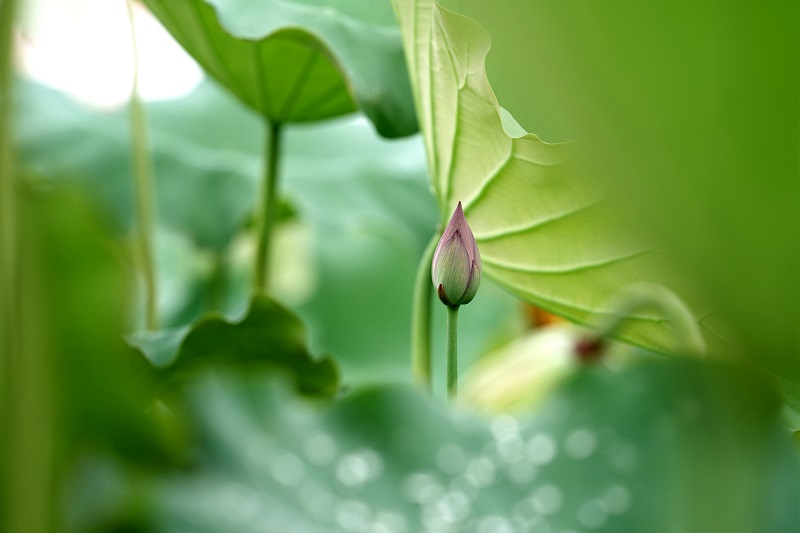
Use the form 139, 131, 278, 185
459, 325, 578, 414
17, 0, 202, 109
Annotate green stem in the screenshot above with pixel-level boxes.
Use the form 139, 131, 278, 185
0, 0, 18, 339
208, 248, 227, 311
0, 0, 20, 528
411, 233, 439, 390
446, 305, 459, 400
1, 4, 56, 532
253, 121, 282, 293
127, 0, 157, 330
592, 282, 707, 355
9, 262, 54, 533
0, 0, 17, 342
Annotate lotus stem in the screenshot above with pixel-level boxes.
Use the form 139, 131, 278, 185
589, 282, 707, 356
446, 304, 459, 400
254, 121, 282, 293
412, 233, 439, 390
127, 0, 158, 330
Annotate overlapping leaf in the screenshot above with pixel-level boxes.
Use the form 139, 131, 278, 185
129, 294, 340, 398
15, 78, 522, 385
152, 360, 797, 532
392, 0, 726, 355
144, 0, 417, 137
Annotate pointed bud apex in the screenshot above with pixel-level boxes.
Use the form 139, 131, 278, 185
432, 202, 481, 306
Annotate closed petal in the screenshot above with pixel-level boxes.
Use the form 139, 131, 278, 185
456, 260, 481, 305
436, 284, 455, 306
432, 230, 471, 304
440, 202, 479, 262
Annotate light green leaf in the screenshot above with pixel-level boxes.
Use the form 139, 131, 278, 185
143, 0, 417, 137
152, 360, 797, 533
392, 0, 725, 355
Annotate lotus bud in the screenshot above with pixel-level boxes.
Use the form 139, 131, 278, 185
432, 201, 481, 306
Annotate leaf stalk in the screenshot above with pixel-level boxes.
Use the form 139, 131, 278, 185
254, 121, 283, 293
127, 0, 158, 330
0, 0, 18, 350
0, 0, 20, 526
1, 3, 56, 533
411, 233, 439, 390
589, 282, 707, 356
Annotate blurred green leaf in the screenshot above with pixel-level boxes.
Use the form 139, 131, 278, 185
130, 294, 340, 399
459, 325, 582, 414
19, 184, 170, 462
152, 359, 798, 533
2, 184, 176, 533
392, 0, 724, 356
143, 0, 417, 137
15, 79, 258, 252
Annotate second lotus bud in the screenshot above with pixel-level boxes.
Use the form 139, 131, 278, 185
432, 201, 481, 306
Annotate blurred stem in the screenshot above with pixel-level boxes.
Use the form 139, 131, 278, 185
208, 248, 227, 311
254, 121, 283, 293
127, 0, 158, 330
1, 3, 54, 533
0, 0, 18, 344
446, 305, 459, 400
0, 0, 20, 527
8, 252, 55, 533
591, 282, 707, 355
411, 233, 438, 391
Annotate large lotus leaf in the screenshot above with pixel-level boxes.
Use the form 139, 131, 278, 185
143, 0, 417, 137
391, 0, 725, 356
438, 0, 800, 399
151, 360, 798, 533
128, 294, 340, 399
436, 0, 578, 143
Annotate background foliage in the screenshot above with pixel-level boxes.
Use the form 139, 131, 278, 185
1, 0, 797, 532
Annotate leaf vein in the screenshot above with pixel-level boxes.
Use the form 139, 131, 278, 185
433, 11, 462, 213
462, 147, 513, 213
276, 47, 319, 121
190, 0, 251, 103
481, 249, 651, 275
473, 199, 602, 241
252, 42, 273, 116
290, 79, 350, 119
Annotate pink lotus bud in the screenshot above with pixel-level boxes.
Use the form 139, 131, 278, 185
431, 202, 481, 306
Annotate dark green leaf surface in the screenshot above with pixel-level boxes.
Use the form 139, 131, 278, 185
130, 294, 340, 398
143, 0, 417, 137
153, 360, 798, 533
